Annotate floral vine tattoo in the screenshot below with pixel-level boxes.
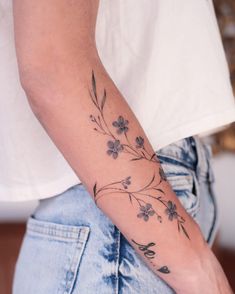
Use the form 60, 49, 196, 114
89, 69, 190, 241
89, 70, 158, 162
131, 239, 170, 274
93, 169, 190, 240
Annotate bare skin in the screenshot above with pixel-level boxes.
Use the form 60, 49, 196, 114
12, 1, 233, 293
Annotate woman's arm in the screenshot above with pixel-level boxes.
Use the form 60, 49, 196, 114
12, 1, 233, 293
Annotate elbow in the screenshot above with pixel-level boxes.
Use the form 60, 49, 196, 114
17, 48, 96, 113
19, 75, 47, 119
18, 61, 70, 116
18, 61, 60, 113
18, 56, 69, 109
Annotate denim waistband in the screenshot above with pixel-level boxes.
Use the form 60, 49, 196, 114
156, 136, 214, 183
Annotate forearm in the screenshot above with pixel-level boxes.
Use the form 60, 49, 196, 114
18, 56, 221, 293
12, 1, 232, 292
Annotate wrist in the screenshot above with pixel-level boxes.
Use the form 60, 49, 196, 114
176, 242, 233, 294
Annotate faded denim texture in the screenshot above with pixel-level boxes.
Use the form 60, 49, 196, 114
13, 136, 219, 294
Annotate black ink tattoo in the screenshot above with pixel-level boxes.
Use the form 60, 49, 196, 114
89, 70, 190, 239
159, 166, 167, 181
121, 176, 131, 189
135, 136, 144, 149
158, 266, 171, 274
107, 139, 124, 159
131, 239, 155, 259
112, 115, 129, 134
137, 203, 155, 222
93, 171, 190, 239
131, 239, 170, 274
88, 70, 159, 162
152, 197, 190, 240
165, 201, 178, 220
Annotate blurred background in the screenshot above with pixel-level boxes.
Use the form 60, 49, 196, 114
0, 1, 235, 293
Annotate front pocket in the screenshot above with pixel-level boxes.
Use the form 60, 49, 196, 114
161, 162, 201, 218
13, 216, 90, 294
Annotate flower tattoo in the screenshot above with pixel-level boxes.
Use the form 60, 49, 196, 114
112, 116, 129, 134
137, 203, 155, 221
165, 201, 178, 221
135, 136, 144, 149
107, 140, 124, 159
121, 176, 131, 189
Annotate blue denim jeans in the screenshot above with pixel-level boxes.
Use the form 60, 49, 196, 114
13, 136, 219, 294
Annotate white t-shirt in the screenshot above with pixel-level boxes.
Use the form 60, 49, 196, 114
0, 0, 235, 202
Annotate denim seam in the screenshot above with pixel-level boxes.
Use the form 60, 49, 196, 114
193, 137, 208, 182
63, 240, 81, 294
27, 218, 90, 241
64, 228, 90, 294
26, 226, 89, 241
206, 183, 219, 246
190, 170, 201, 215
27, 224, 87, 233
192, 138, 219, 246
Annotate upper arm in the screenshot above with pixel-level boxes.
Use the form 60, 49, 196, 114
12, 0, 99, 79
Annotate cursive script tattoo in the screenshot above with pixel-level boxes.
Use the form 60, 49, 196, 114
131, 239, 170, 274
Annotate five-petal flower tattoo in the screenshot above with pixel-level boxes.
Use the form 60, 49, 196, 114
137, 203, 155, 221
107, 139, 124, 159
112, 116, 129, 134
